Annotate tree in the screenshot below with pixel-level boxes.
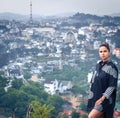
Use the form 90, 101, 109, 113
23, 72, 32, 79
47, 94, 64, 112
116, 86, 120, 102
29, 101, 54, 118
0, 76, 64, 118
81, 114, 88, 118
57, 114, 68, 118
12, 78, 23, 89
79, 103, 87, 111
0, 75, 7, 87
20, 83, 48, 103
71, 111, 80, 118
46, 94, 64, 118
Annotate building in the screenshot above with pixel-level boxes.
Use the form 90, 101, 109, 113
44, 78, 59, 95
113, 48, 120, 59
44, 78, 73, 95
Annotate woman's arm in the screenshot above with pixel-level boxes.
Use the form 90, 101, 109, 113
103, 87, 115, 99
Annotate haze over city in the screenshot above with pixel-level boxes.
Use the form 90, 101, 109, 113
0, 0, 120, 16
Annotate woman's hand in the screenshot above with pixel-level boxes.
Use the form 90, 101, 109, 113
95, 98, 103, 106
95, 96, 106, 106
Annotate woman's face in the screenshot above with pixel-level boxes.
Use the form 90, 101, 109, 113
99, 46, 110, 62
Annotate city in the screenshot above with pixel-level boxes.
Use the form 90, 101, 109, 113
0, 3, 120, 117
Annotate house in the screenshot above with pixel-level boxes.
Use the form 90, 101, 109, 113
44, 78, 59, 95
59, 104, 73, 117
93, 41, 101, 50
44, 78, 73, 95
113, 48, 120, 59
59, 81, 73, 94
30, 74, 39, 82
8, 68, 21, 77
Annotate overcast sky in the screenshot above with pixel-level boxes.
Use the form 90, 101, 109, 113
0, 0, 120, 16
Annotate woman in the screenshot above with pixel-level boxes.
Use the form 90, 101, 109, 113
87, 42, 118, 118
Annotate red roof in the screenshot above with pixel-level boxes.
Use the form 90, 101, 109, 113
63, 110, 72, 115
115, 48, 120, 51
59, 110, 72, 116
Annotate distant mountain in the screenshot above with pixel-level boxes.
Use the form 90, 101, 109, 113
110, 12, 120, 17
53, 12, 76, 17
0, 12, 77, 21
0, 12, 29, 21
1, 12, 120, 21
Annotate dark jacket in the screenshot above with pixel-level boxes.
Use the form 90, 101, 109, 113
87, 60, 118, 116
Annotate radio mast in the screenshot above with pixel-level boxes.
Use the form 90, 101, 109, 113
29, 0, 33, 25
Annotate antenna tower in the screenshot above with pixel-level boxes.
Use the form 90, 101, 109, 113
30, 0, 33, 24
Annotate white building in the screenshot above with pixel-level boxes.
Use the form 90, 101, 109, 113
93, 41, 101, 50
58, 81, 73, 93
44, 78, 73, 95
44, 78, 59, 95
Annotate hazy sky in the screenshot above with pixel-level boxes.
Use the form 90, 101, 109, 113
0, 0, 120, 16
